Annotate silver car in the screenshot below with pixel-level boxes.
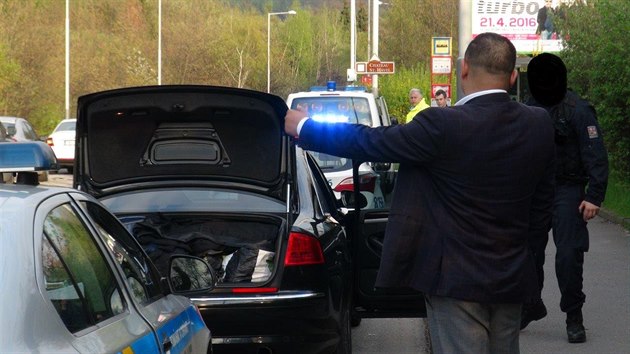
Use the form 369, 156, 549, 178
0, 141, 214, 353
0, 116, 41, 142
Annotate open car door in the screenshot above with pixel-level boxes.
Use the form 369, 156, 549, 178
348, 161, 427, 321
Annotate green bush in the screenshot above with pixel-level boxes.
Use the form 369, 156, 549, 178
560, 0, 630, 180
379, 64, 457, 124
379, 64, 432, 124
30, 104, 64, 136
603, 171, 630, 220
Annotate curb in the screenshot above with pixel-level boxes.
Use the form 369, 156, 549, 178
599, 208, 630, 232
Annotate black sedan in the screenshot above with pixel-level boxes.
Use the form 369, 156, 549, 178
74, 85, 426, 354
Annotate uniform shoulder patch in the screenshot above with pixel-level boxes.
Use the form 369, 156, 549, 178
587, 126, 599, 139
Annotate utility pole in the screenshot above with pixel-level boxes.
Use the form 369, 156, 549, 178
348, 0, 357, 83
65, 0, 70, 119
371, 0, 379, 96
367, 0, 370, 60
457, 0, 472, 100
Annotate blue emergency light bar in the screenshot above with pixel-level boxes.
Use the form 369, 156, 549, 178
344, 86, 367, 92
0, 142, 59, 172
308, 81, 367, 92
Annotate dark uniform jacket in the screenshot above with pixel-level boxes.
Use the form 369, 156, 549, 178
529, 90, 608, 206
298, 92, 556, 303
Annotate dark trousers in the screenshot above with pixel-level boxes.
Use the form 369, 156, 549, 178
531, 183, 588, 313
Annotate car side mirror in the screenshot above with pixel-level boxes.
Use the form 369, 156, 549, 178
390, 116, 399, 126
340, 190, 368, 209
168, 255, 217, 293
371, 162, 391, 172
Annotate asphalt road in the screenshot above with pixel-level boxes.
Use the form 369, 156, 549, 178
43, 170, 73, 187
351, 217, 629, 354
520, 216, 630, 354
42, 173, 629, 353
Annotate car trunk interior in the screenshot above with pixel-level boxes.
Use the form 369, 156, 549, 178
118, 213, 286, 286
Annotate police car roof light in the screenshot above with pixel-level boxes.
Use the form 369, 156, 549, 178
344, 85, 367, 92
308, 83, 367, 93
0, 141, 59, 173
309, 86, 328, 92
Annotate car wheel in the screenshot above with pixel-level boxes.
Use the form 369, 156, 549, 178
336, 305, 352, 354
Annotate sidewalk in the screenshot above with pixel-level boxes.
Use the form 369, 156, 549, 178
520, 216, 630, 354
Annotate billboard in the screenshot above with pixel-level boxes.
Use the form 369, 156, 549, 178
471, 0, 566, 53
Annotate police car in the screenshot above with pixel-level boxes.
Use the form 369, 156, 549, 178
286, 82, 397, 209
0, 141, 214, 353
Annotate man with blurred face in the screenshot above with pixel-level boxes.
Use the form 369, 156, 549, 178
521, 53, 609, 344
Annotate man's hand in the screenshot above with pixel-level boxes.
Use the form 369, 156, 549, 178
285, 109, 309, 138
578, 201, 600, 221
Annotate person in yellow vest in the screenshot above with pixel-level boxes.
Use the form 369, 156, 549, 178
406, 88, 430, 122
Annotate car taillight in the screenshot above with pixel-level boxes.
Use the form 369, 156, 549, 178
46, 137, 53, 146
333, 173, 377, 193
284, 232, 324, 266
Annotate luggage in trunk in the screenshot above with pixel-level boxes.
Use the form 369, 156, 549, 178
123, 214, 283, 284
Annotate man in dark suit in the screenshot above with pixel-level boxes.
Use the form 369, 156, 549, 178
285, 32, 556, 353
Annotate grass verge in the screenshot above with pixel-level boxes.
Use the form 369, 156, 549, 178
601, 171, 630, 230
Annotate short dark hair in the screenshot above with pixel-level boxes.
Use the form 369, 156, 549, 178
465, 32, 516, 75
435, 89, 447, 98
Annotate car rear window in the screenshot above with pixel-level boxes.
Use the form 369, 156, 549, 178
290, 97, 371, 126
55, 121, 76, 132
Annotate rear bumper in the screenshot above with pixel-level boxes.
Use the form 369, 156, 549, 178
55, 158, 74, 168
193, 290, 341, 354
191, 290, 324, 306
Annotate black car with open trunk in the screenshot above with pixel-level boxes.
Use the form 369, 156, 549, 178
74, 85, 425, 354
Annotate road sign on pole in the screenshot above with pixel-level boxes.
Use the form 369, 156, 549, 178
431, 56, 452, 74
355, 60, 395, 74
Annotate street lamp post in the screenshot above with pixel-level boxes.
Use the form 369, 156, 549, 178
158, 0, 162, 85
267, 10, 296, 93
65, 0, 70, 119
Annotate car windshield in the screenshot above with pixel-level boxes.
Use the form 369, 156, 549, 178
100, 188, 285, 214
290, 97, 371, 126
55, 121, 76, 132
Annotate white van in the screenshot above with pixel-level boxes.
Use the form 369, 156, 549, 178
286, 83, 397, 208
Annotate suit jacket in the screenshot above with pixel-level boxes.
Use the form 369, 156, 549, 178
298, 92, 556, 303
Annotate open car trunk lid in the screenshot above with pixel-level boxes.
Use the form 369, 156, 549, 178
74, 85, 291, 201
